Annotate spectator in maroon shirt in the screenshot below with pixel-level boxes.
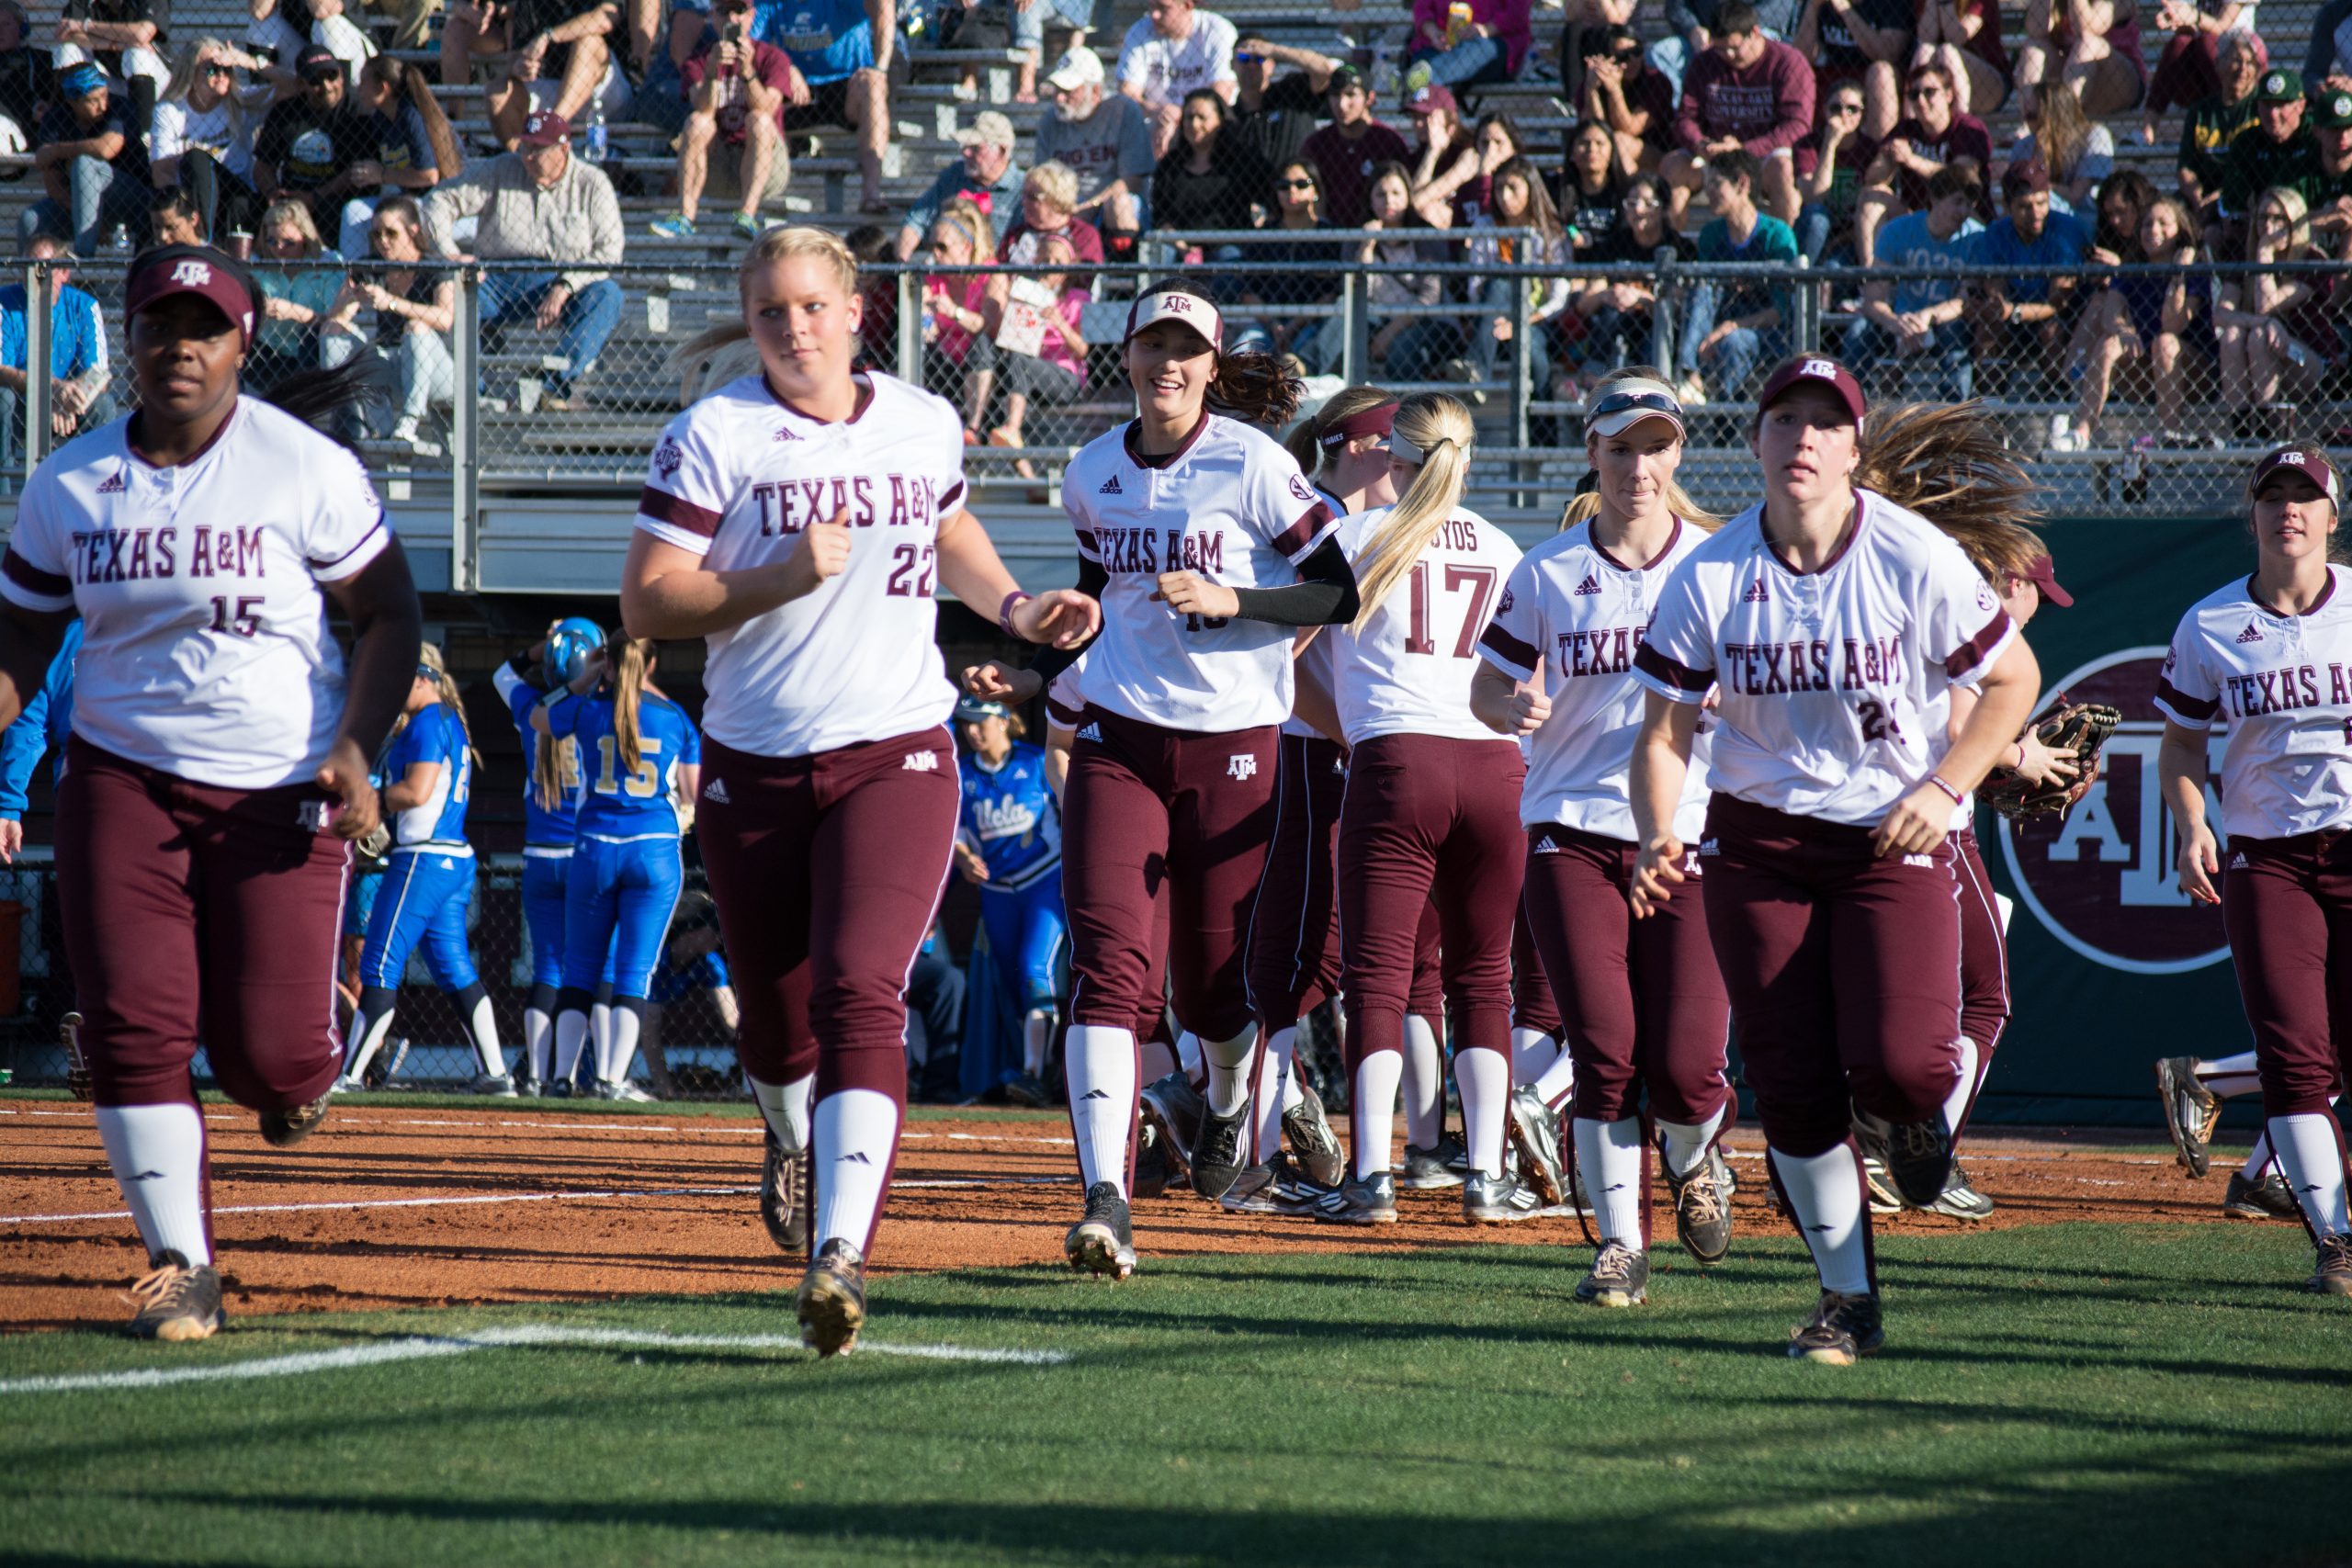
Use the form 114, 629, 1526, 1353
661, 7, 794, 238
1301, 63, 1413, 224
1577, 24, 1676, 173
1854, 58, 1991, 260
1662, 1, 1815, 224
1794, 75, 1881, 258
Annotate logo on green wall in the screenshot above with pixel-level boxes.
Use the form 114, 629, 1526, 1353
1996, 647, 2232, 975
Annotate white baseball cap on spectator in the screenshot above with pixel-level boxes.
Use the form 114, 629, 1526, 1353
955, 110, 1017, 149
1047, 46, 1104, 92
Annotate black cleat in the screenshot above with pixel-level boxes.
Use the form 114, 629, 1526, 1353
1065, 1180, 1136, 1279
1575, 1240, 1650, 1307
1189, 1099, 1251, 1201
2154, 1056, 2217, 1179
1506, 1086, 1568, 1206
1665, 1145, 1735, 1264
1282, 1080, 1346, 1187
760, 1128, 810, 1255
124, 1251, 223, 1342
1924, 1162, 1996, 1220
796, 1239, 866, 1356
1397, 1136, 1467, 1190
1133, 1119, 1171, 1200
2308, 1234, 2352, 1296
1788, 1290, 1883, 1365
2223, 1169, 2301, 1221
1878, 1113, 1952, 1208
259, 1092, 333, 1148
1138, 1072, 1204, 1183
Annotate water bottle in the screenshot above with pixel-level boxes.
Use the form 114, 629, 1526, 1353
583, 98, 608, 164
1371, 45, 1400, 102
106, 223, 130, 256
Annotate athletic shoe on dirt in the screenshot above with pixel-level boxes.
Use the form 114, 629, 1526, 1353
1297, 1170, 1396, 1224
760, 1128, 809, 1256
2155, 1056, 2217, 1179
1506, 1086, 1568, 1206
1665, 1145, 1735, 1263
1133, 1120, 1171, 1200
1139, 1072, 1204, 1182
259, 1092, 333, 1148
468, 1073, 520, 1099
1860, 1154, 1904, 1214
1925, 1163, 1996, 1221
1282, 1080, 1346, 1187
2223, 1169, 2301, 1221
1189, 1099, 1251, 1201
1065, 1180, 1136, 1280
1788, 1290, 1883, 1365
1462, 1169, 1548, 1224
1397, 1139, 1466, 1190
1575, 1240, 1650, 1307
796, 1238, 866, 1356
599, 1078, 657, 1103
1218, 1162, 1283, 1214
124, 1251, 223, 1342
1879, 1114, 1952, 1208
1002, 1073, 1049, 1109
2308, 1234, 2352, 1295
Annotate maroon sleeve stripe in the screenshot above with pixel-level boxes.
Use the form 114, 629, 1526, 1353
2154, 675, 2219, 722
1046, 694, 1085, 727
638, 486, 722, 538
2, 547, 71, 599
1074, 527, 1100, 555
1942, 608, 2013, 680
1479, 621, 1541, 674
308, 513, 387, 572
1633, 641, 1713, 694
939, 479, 967, 515
1270, 502, 1337, 560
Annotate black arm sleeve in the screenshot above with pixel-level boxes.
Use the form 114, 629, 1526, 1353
1026, 554, 1110, 682
1227, 536, 1360, 627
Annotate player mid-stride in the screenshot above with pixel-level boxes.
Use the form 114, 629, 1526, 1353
2156, 445, 2352, 1298
1628, 358, 2040, 1364
623, 227, 1096, 1356
0, 244, 421, 1341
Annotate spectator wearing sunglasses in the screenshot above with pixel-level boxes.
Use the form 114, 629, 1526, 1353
1575, 26, 1674, 175
1853, 59, 1990, 264
1792, 77, 1878, 259
1236, 156, 1347, 366
320, 194, 457, 453
1227, 34, 1339, 172
150, 38, 287, 244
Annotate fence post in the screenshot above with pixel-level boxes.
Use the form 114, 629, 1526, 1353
896, 268, 922, 384
1340, 272, 1366, 386
23, 259, 49, 474
1508, 270, 1530, 490
1792, 265, 1820, 355
450, 266, 481, 594
1649, 246, 1676, 378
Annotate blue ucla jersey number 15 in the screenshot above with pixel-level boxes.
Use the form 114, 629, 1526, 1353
547, 690, 703, 840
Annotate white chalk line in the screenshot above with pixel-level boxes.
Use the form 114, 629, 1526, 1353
0, 1323, 1069, 1395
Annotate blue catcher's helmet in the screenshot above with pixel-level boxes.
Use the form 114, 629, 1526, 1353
544, 617, 605, 687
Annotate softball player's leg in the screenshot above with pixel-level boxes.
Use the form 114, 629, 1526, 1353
520, 852, 571, 1086
339, 850, 440, 1088
412, 857, 508, 1089
1635, 851, 1736, 1266
599, 841, 684, 1097
1511, 907, 1566, 1088
1828, 840, 1967, 1205
553, 841, 623, 1092
1243, 733, 1345, 1179
1930, 828, 2009, 1218
1012, 878, 1069, 1085
1397, 897, 1453, 1180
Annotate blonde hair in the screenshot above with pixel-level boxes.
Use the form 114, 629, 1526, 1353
2255, 185, 2313, 253
531, 618, 574, 811
668, 225, 862, 383
2027, 82, 2091, 183
1560, 367, 1726, 533
1283, 384, 1396, 475
406, 642, 481, 765
260, 197, 322, 251
1854, 400, 2049, 583
609, 636, 655, 776
935, 196, 998, 262
1351, 392, 1475, 633
1024, 159, 1080, 214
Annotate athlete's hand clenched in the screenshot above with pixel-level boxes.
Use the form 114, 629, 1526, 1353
1153, 571, 1239, 621
1011, 589, 1101, 648
783, 509, 855, 599
316, 738, 382, 842
1504, 684, 1551, 736
1871, 784, 1951, 859
1629, 833, 1685, 919
961, 660, 1044, 704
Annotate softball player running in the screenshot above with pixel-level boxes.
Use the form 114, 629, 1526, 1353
2153, 1055, 2309, 1218
1475, 373, 1733, 1303
491, 617, 599, 1092
2155, 444, 2352, 1297
972, 280, 1357, 1280
533, 635, 701, 1101
1628, 357, 2040, 1363
0, 243, 421, 1341
623, 227, 1094, 1355
337, 644, 510, 1095
953, 694, 1066, 1105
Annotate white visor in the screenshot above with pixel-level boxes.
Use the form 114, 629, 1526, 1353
1585, 378, 1688, 439
1124, 288, 1223, 352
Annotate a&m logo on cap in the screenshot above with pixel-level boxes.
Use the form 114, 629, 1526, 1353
171, 260, 213, 288
1801, 357, 1837, 378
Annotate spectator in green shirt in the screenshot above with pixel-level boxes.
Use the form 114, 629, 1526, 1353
1673, 148, 1798, 400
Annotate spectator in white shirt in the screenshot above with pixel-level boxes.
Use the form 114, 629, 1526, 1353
1118, 0, 1237, 156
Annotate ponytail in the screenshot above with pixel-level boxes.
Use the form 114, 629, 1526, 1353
1285, 384, 1397, 477
1351, 392, 1476, 633
1206, 349, 1304, 432
416, 642, 480, 766
1854, 400, 2047, 581
611, 636, 653, 775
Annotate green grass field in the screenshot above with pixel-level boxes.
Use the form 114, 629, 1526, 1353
6, 1223, 2349, 1568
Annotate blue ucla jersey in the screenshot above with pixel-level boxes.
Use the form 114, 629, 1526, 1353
493, 661, 585, 847
958, 741, 1060, 893
548, 690, 702, 840
382, 702, 473, 854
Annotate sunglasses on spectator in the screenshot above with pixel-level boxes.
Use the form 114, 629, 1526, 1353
204, 62, 232, 76
265, 233, 305, 250
1279, 176, 1316, 189
1234, 49, 1262, 62
1906, 85, 1942, 99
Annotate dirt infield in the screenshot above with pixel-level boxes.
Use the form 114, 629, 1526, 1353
0, 1099, 2271, 1333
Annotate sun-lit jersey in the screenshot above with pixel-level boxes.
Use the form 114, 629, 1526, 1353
633, 371, 967, 759
381, 701, 473, 854
1281, 481, 1346, 742
959, 739, 1062, 893
492, 660, 584, 850
1481, 516, 1714, 841
1327, 505, 1521, 745
1063, 413, 1338, 733
543, 689, 702, 841
2154, 564, 2352, 839
1632, 489, 2015, 827
0, 397, 391, 790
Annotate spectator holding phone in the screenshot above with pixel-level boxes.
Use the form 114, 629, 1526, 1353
650, 0, 792, 240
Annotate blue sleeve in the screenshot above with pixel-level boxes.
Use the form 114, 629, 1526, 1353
680, 713, 702, 765
63, 294, 100, 378
0, 305, 23, 374
0, 682, 51, 818
542, 692, 588, 741
698, 951, 729, 988
384, 713, 427, 772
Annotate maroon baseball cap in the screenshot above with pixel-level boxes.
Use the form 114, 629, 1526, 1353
520, 109, 571, 146
2018, 553, 2073, 608
296, 43, 342, 80
2251, 444, 2344, 510
2001, 158, 2051, 199
125, 245, 258, 348
1756, 355, 1867, 426
1405, 82, 1458, 116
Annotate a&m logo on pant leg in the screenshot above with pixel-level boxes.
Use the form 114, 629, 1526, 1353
1227, 755, 1258, 781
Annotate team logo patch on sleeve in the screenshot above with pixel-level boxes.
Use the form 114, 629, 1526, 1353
654, 436, 684, 479
1976, 584, 1998, 613
1288, 475, 1315, 503
1498, 587, 1514, 613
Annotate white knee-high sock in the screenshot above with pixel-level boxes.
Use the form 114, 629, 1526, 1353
1249, 1024, 1297, 1165
1065, 1023, 1137, 1197
1575, 1115, 1645, 1247
1023, 1009, 1053, 1077
1352, 1051, 1403, 1179
750, 1073, 813, 1151
2199, 1050, 2264, 1100
1400, 1013, 1444, 1147
468, 993, 504, 1077
94, 1103, 211, 1266
1456, 1046, 1510, 1179
1282, 1059, 1305, 1113
523, 1008, 552, 1081
1176, 1029, 1204, 1086
591, 1002, 614, 1079
607, 1004, 641, 1085
2245, 1131, 2276, 1180
1200, 1023, 1258, 1118
1941, 1036, 1981, 1141
1532, 1046, 1577, 1111
814, 1089, 900, 1255
2267, 1113, 2351, 1237
1657, 1104, 1727, 1179
553, 1010, 591, 1085
1771, 1145, 1872, 1296
340, 1005, 396, 1082
1511, 1026, 1560, 1086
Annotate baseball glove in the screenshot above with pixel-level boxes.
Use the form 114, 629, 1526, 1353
358, 822, 393, 860
1979, 693, 2122, 820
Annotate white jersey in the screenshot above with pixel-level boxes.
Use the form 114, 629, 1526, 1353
0, 397, 390, 790
1480, 517, 1713, 841
1116, 11, 1238, 105
2154, 564, 2352, 840
1329, 505, 1521, 745
1633, 489, 2015, 828
1064, 413, 1338, 734
634, 371, 967, 759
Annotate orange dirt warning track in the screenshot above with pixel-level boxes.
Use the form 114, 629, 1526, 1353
0, 1099, 2264, 1333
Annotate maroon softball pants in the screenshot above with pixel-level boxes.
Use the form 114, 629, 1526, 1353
697, 729, 959, 1100
2221, 829, 2352, 1118
1521, 824, 1731, 1124
55, 738, 349, 1111
1511, 906, 1562, 1038
1700, 794, 1965, 1158
1338, 733, 1526, 1072
1064, 710, 1278, 1042
1952, 826, 2008, 1131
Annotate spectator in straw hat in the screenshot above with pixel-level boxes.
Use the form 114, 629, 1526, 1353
898, 108, 1023, 258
